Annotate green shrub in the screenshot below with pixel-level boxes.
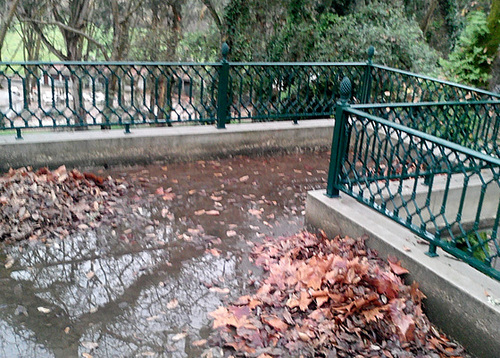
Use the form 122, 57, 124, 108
440, 11, 492, 88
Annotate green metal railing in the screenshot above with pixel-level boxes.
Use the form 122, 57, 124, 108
327, 77, 500, 280
357, 101, 500, 158
2, 44, 499, 138
2, 44, 500, 279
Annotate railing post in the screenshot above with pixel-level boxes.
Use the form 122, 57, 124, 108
326, 77, 352, 197
361, 46, 374, 104
217, 43, 230, 129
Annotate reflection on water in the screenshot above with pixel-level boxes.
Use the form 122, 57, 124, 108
0, 151, 330, 357
1, 228, 242, 357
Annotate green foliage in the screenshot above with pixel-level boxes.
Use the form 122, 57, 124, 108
440, 11, 491, 87
178, 28, 220, 62
268, 1, 439, 74
456, 231, 491, 263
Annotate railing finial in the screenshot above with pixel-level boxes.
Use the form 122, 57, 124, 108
339, 76, 352, 104
221, 42, 229, 61
367, 46, 375, 64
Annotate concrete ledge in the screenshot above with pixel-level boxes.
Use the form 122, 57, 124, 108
305, 190, 500, 358
0, 119, 333, 172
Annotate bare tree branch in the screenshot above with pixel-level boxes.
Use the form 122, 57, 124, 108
28, 20, 69, 61
20, 17, 110, 61
200, 0, 222, 31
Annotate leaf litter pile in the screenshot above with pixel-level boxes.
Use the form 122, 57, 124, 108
209, 231, 466, 358
0, 166, 134, 243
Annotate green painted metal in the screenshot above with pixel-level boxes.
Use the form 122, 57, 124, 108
326, 77, 352, 198
216, 43, 230, 129
1, 45, 499, 133
328, 94, 500, 280
2, 45, 500, 280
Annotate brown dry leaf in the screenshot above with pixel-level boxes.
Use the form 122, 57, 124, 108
315, 295, 329, 308
298, 332, 310, 342
248, 209, 262, 218
206, 248, 221, 257
299, 291, 312, 311
37, 307, 51, 314
262, 315, 288, 332
161, 208, 170, 218
209, 287, 230, 295
226, 230, 237, 237
166, 299, 179, 309
208, 231, 465, 357
172, 332, 187, 341
248, 299, 262, 309
210, 307, 237, 328
388, 256, 409, 275
192, 339, 207, 347
286, 296, 300, 309
162, 193, 176, 201
389, 299, 415, 340
362, 307, 386, 323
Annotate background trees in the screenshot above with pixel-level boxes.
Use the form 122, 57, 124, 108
0, 0, 499, 90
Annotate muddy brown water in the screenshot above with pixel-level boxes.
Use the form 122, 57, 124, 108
0, 150, 330, 358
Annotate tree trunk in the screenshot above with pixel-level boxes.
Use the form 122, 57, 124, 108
0, 0, 21, 61
419, 0, 438, 36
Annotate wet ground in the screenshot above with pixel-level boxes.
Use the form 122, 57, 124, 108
0, 150, 331, 358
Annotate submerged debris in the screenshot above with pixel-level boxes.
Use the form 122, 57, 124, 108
0, 166, 129, 243
209, 231, 466, 357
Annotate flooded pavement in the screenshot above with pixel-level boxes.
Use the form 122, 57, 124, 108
0, 150, 330, 358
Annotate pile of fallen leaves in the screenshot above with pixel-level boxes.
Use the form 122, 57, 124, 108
0, 166, 129, 243
209, 231, 465, 357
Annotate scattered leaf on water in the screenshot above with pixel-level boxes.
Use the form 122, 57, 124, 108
81, 341, 99, 350
206, 248, 221, 257
172, 332, 187, 342
167, 299, 179, 309
4, 256, 14, 269
209, 287, 230, 294
37, 307, 51, 314
192, 339, 207, 347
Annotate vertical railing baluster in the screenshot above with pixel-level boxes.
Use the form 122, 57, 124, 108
326, 77, 352, 197
217, 43, 230, 129
361, 46, 374, 104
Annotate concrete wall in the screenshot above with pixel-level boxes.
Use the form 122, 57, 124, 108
0, 119, 333, 172
305, 190, 500, 358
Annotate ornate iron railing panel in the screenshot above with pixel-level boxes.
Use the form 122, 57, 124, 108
0, 62, 220, 131
355, 101, 500, 159
368, 64, 500, 103
327, 99, 500, 280
227, 62, 365, 122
